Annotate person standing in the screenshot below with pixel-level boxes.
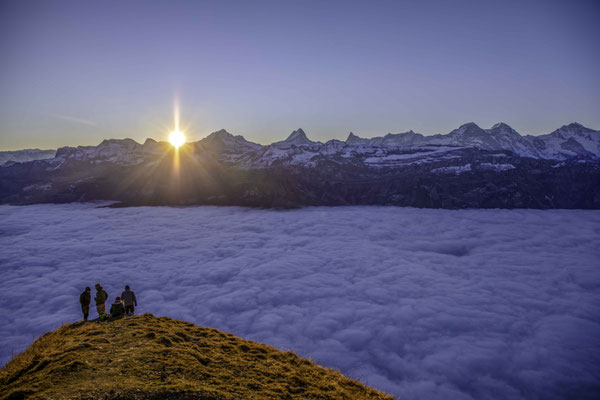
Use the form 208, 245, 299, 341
79, 287, 91, 321
94, 283, 108, 316
121, 285, 138, 316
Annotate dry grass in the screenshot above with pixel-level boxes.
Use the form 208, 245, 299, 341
0, 313, 394, 400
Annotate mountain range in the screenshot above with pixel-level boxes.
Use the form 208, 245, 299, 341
1, 122, 599, 208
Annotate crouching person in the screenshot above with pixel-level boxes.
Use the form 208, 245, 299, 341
110, 296, 125, 318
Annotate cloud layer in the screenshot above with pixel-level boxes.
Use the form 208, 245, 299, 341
1, 205, 599, 399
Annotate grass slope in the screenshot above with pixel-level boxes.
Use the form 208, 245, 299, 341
0, 314, 393, 400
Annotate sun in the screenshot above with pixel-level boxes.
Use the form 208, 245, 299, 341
169, 130, 186, 148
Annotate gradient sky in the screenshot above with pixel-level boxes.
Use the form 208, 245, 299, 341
1, 0, 599, 150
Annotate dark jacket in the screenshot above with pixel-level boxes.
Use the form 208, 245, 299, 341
95, 288, 108, 305
80, 290, 91, 306
110, 302, 125, 317
121, 290, 137, 306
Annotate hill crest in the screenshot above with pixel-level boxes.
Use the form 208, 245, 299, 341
0, 314, 392, 400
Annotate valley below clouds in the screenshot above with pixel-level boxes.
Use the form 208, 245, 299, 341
0, 205, 599, 399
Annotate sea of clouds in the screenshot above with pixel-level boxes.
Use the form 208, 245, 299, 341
1, 204, 599, 399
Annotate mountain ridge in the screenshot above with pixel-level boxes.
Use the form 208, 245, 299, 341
51, 121, 600, 161
2, 122, 599, 209
32, 122, 600, 168
3, 122, 599, 165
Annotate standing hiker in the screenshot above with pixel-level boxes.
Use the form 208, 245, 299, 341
94, 283, 108, 316
121, 285, 138, 316
79, 286, 91, 321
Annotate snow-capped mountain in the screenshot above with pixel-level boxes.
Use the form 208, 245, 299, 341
196, 129, 262, 153
346, 130, 426, 147
427, 122, 502, 149
525, 122, 600, 159
486, 122, 536, 157
0, 149, 56, 165
54, 138, 171, 165
1, 122, 599, 209
7, 122, 596, 170
339, 122, 599, 160
273, 128, 319, 147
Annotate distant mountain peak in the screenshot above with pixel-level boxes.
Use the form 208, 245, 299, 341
555, 122, 596, 134
286, 128, 307, 140
345, 132, 365, 145
278, 128, 314, 146
449, 123, 486, 138
458, 122, 482, 130
491, 122, 513, 130
99, 138, 139, 147
201, 129, 262, 152
206, 129, 233, 139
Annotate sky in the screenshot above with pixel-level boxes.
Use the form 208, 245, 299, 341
1, 205, 599, 399
0, 0, 599, 150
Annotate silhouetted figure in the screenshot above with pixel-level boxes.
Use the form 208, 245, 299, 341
94, 283, 108, 317
110, 296, 125, 318
121, 285, 138, 316
79, 287, 91, 321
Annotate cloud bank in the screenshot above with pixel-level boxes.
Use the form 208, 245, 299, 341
0, 205, 599, 399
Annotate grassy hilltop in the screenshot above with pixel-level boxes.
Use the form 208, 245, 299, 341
0, 314, 393, 400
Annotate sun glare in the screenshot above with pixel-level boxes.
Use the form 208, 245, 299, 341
169, 130, 186, 148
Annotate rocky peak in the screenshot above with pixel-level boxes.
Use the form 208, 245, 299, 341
449, 123, 487, 139
98, 138, 139, 148
200, 130, 262, 154
457, 122, 483, 131
488, 123, 520, 139
285, 128, 312, 144
206, 129, 233, 140
345, 132, 361, 144
490, 122, 513, 131
273, 128, 315, 147
550, 122, 597, 140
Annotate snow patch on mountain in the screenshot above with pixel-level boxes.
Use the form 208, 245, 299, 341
22, 183, 52, 192
432, 164, 472, 175
364, 147, 465, 165
479, 163, 516, 171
